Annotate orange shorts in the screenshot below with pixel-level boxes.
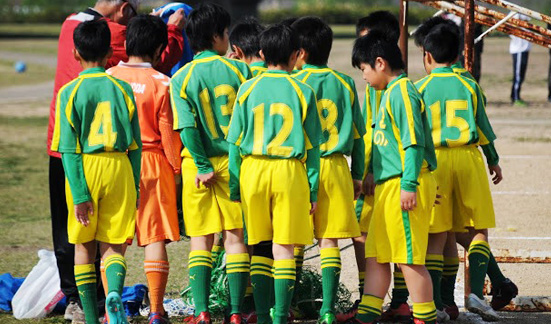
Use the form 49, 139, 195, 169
135, 150, 180, 246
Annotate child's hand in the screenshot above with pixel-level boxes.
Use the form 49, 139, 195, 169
489, 164, 503, 184
195, 171, 216, 188
167, 8, 186, 30
75, 201, 94, 227
362, 173, 376, 196
310, 202, 318, 215
400, 190, 417, 211
353, 179, 362, 200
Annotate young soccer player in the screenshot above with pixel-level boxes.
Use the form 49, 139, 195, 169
170, 3, 252, 324
350, 31, 438, 324
229, 18, 267, 77
226, 23, 323, 324
51, 19, 141, 324
291, 16, 365, 324
107, 15, 181, 324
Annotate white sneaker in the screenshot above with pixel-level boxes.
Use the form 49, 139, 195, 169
71, 306, 86, 324
65, 301, 80, 321
466, 293, 500, 322
436, 309, 450, 322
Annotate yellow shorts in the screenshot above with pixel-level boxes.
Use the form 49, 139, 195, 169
431, 146, 496, 233
366, 172, 437, 265
240, 156, 313, 245
355, 194, 374, 233
314, 154, 361, 239
66, 153, 136, 245
181, 156, 243, 237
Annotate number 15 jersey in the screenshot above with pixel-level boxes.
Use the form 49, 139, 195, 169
51, 67, 141, 154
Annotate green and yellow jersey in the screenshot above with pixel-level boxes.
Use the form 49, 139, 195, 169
170, 50, 252, 160
362, 85, 384, 176
372, 74, 437, 189
250, 61, 267, 77
415, 67, 496, 148
451, 61, 487, 105
51, 67, 142, 203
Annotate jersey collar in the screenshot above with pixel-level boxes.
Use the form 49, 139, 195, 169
194, 50, 219, 60
302, 63, 329, 70
79, 66, 106, 76
385, 73, 407, 90
431, 66, 454, 74
451, 61, 464, 69
264, 69, 290, 75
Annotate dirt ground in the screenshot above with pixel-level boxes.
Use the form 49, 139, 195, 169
1, 37, 550, 323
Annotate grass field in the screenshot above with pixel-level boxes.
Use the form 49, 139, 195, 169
0, 24, 61, 38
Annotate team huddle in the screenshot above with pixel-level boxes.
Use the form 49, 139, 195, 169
51, 3, 519, 324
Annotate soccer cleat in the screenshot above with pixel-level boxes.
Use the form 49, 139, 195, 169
379, 303, 412, 323
490, 278, 518, 310
189, 312, 212, 324
227, 313, 246, 324
64, 300, 81, 321
106, 291, 128, 324
149, 312, 170, 324
336, 299, 359, 323
242, 311, 258, 324
513, 99, 528, 107
443, 304, 459, 321
70, 306, 86, 324
436, 309, 450, 322
269, 308, 294, 323
466, 293, 500, 322
413, 319, 435, 324
318, 312, 337, 324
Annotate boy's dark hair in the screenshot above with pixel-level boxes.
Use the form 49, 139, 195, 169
413, 16, 459, 47
352, 30, 405, 71
280, 17, 298, 27
185, 2, 231, 52
260, 24, 299, 66
126, 15, 168, 59
423, 23, 460, 63
291, 16, 333, 66
356, 11, 400, 42
229, 18, 265, 58
73, 19, 111, 62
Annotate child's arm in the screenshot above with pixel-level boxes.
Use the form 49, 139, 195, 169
62, 153, 94, 225
304, 91, 324, 210
350, 81, 367, 198
159, 90, 182, 174
228, 143, 242, 201
128, 103, 142, 203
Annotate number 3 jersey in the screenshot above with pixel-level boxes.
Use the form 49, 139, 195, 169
293, 64, 366, 156
170, 50, 252, 157
51, 67, 142, 154
415, 66, 496, 148
226, 70, 323, 161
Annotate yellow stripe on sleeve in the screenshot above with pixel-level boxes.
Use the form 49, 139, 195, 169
399, 81, 417, 146
286, 77, 309, 122
219, 58, 247, 83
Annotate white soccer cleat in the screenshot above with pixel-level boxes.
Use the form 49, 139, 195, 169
436, 309, 450, 322
466, 293, 500, 322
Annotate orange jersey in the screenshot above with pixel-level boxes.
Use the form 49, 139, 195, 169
108, 62, 182, 173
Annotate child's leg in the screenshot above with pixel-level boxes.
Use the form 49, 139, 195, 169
468, 229, 491, 299
356, 258, 390, 323
426, 232, 447, 311
293, 245, 305, 284
189, 235, 215, 316
318, 238, 341, 317
400, 264, 437, 323
223, 228, 250, 315
389, 265, 409, 309
272, 243, 296, 324
441, 232, 459, 307
144, 241, 169, 315
75, 241, 100, 324
352, 234, 366, 296
211, 234, 224, 263
100, 244, 126, 294
251, 242, 275, 324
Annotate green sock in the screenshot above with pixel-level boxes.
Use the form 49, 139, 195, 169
487, 252, 506, 288
103, 254, 127, 294
319, 247, 341, 316
75, 264, 99, 324
468, 240, 491, 299
292, 246, 304, 306
412, 301, 436, 324
426, 254, 444, 310
358, 271, 365, 296
189, 250, 213, 315
226, 253, 250, 314
356, 294, 383, 323
251, 256, 274, 324
441, 257, 459, 306
390, 270, 409, 309
273, 259, 296, 324
211, 244, 223, 263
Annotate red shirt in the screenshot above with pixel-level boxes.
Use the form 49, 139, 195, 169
47, 9, 184, 157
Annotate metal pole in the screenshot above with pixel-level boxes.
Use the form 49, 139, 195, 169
464, 0, 475, 75
399, 0, 409, 73
475, 11, 516, 44
479, 0, 551, 25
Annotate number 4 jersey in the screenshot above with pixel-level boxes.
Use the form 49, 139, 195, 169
51, 67, 142, 154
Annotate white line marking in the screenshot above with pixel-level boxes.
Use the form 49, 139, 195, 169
501, 155, 551, 159
491, 237, 551, 240
493, 191, 551, 195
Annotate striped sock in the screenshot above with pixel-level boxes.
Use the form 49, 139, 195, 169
487, 252, 506, 288
211, 244, 223, 263
75, 264, 99, 324
356, 294, 383, 323
390, 271, 409, 309
226, 253, 250, 314
189, 250, 212, 315
320, 247, 341, 315
468, 240, 491, 299
358, 271, 365, 296
273, 259, 296, 324
294, 246, 304, 282
144, 260, 169, 314
441, 257, 459, 306
426, 254, 444, 310
413, 301, 437, 323
104, 254, 127, 294
251, 256, 274, 324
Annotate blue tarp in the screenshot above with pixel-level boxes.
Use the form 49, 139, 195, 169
0, 273, 24, 312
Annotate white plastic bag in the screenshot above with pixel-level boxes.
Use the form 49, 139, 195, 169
12, 249, 63, 319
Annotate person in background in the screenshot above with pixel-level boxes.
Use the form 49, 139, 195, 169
510, 14, 531, 107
